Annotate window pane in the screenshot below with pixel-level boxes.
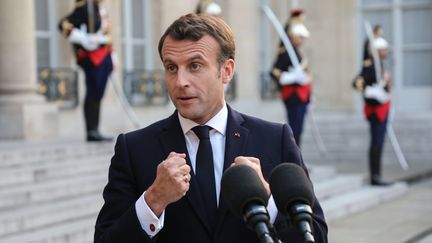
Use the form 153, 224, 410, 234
132, 0, 144, 38
362, 0, 392, 5
362, 10, 393, 43
37, 38, 50, 68
133, 45, 145, 69
403, 50, 432, 86
403, 8, 432, 44
402, 0, 432, 4
35, 0, 49, 31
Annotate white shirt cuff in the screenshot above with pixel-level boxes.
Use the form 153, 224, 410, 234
135, 191, 165, 237
267, 195, 278, 224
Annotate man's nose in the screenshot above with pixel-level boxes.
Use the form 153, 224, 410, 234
175, 68, 190, 87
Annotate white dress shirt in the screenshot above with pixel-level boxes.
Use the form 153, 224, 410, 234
135, 104, 278, 237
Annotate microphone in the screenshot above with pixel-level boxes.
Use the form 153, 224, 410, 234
269, 163, 315, 243
220, 164, 275, 243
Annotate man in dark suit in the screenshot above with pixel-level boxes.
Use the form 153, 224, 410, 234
94, 13, 327, 243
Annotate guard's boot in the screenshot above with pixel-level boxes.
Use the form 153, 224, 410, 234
86, 129, 113, 142
369, 145, 392, 186
84, 98, 112, 142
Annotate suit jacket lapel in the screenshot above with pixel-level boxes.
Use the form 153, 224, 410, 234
215, 106, 249, 236
159, 112, 213, 235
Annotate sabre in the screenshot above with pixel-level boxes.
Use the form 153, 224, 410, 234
364, 21, 408, 170
87, 0, 95, 33
261, 5, 301, 69
109, 53, 142, 129
387, 108, 409, 170
109, 70, 142, 129
261, 4, 327, 154
364, 21, 384, 87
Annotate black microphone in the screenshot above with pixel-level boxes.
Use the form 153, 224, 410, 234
221, 164, 275, 243
269, 163, 315, 243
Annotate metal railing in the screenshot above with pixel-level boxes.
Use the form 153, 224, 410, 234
123, 69, 169, 106
37, 67, 79, 109
260, 71, 278, 100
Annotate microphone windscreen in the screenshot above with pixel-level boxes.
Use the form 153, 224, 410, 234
221, 164, 269, 218
269, 163, 314, 214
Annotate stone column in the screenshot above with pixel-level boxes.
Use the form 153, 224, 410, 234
0, 0, 58, 139
301, 0, 357, 111
224, 0, 260, 99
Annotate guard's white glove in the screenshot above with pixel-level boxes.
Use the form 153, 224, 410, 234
364, 83, 390, 103
279, 67, 308, 85
67, 28, 98, 51
94, 32, 110, 45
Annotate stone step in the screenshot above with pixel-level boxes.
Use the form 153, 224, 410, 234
0, 194, 102, 237
322, 182, 408, 222
0, 216, 95, 243
303, 151, 432, 164
0, 140, 112, 169
0, 173, 107, 210
314, 174, 365, 200
308, 165, 338, 183
0, 156, 109, 188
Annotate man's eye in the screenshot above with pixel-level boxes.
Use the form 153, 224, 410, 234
191, 63, 201, 71
166, 65, 177, 73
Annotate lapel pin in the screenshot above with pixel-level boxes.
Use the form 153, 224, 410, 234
234, 132, 241, 138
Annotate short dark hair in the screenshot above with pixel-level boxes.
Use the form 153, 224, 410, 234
158, 13, 236, 66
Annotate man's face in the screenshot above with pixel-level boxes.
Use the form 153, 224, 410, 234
290, 34, 305, 47
161, 35, 234, 124
378, 48, 388, 60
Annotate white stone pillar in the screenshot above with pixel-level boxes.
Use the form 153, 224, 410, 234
225, 0, 260, 99
0, 0, 58, 139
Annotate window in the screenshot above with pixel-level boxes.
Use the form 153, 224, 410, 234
34, 0, 59, 68
122, 0, 153, 71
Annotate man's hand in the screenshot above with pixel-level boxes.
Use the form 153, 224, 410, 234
144, 152, 191, 217
232, 156, 270, 195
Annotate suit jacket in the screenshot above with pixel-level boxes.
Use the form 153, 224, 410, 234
94, 106, 328, 243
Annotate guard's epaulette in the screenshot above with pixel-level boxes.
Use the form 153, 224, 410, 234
61, 20, 74, 36
363, 58, 373, 67
271, 68, 282, 79
353, 76, 365, 91
75, 0, 86, 8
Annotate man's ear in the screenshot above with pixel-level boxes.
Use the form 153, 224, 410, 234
222, 59, 235, 85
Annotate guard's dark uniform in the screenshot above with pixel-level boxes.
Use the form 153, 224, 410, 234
353, 27, 392, 185
270, 10, 311, 146
58, 0, 113, 142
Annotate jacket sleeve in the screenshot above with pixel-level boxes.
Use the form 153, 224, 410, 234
270, 46, 293, 89
58, 6, 86, 37
274, 123, 328, 243
94, 134, 155, 243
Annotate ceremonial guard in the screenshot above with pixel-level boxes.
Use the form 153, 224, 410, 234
270, 9, 311, 146
58, 0, 113, 142
353, 25, 393, 186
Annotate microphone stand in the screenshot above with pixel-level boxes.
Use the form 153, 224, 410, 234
244, 205, 281, 243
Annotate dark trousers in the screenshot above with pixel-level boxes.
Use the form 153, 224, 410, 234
283, 100, 308, 146
368, 115, 388, 181
79, 55, 113, 132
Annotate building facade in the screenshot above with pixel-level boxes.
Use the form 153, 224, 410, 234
1, 0, 431, 139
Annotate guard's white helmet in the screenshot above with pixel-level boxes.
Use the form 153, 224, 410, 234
373, 37, 389, 50
205, 2, 222, 16
290, 23, 310, 38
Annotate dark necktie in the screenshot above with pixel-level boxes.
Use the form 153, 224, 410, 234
192, 125, 217, 228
